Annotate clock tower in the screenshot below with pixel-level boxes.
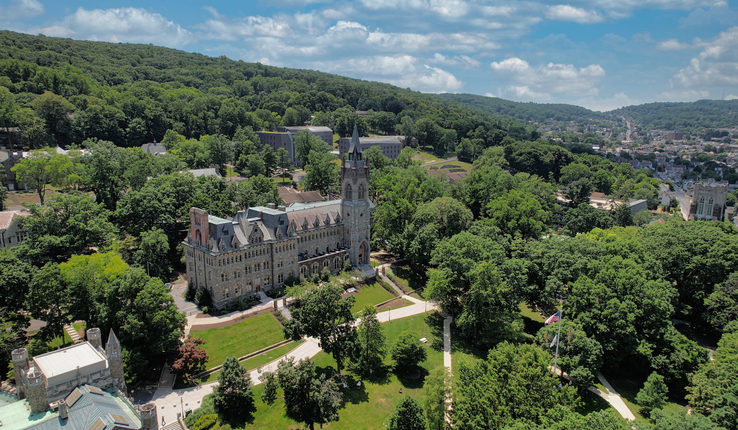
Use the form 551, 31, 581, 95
341, 125, 371, 266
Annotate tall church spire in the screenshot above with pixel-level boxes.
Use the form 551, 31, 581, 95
346, 124, 364, 168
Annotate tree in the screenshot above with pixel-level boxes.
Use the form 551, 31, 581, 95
133, 227, 170, 279
277, 357, 342, 430
79, 140, 129, 210
171, 337, 209, 383
259, 371, 278, 405
0, 168, 7, 211
27, 263, 70, 343
613, 203, 633, 226
535, 321, 603, 388
404, 197, 473, 266
486, 189, 550, 239
11, 148, 74, 205
303, 150, 339, 196
389, 397, 426, 430
276, 147, 292, 183
213, 356, 255, 416
705, 271, 738, 330
424, 367, 451, 430
353, 305, 386, 377
687, 332, 738, 430
635, 372, 668, 417
563, 203, 613, 235
391, 331, 427, 372
294, 130, 330, 167
453, 342, 578, 429
203, 134, 233, 176
283, 283, 357, 374
650, 408, 721, 430
18, 191, 115, 262
363, 145, 391, 171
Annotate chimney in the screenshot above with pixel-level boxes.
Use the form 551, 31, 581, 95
277, 205, 286, 211
267, 203, 276, 209
58, 399, 68, 420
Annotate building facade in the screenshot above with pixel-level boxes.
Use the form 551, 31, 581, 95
0, 210, 30, 249
689, 182, 728, 221
338, 135, 404, 161
184, 126, 371, 310
256, 126, 333, 168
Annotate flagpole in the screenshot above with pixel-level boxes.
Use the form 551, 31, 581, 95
552, 309, 563, 377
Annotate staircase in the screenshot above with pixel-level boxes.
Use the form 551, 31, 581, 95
64, 324, 82, 344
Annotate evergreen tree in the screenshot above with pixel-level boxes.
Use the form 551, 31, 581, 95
213, 356, 255, 415
635, 372, 668, 417
389, 397, 426, 430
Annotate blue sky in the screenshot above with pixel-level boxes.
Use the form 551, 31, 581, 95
1, 0, 737, 111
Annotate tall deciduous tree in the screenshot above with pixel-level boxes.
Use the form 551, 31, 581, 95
353, 305, 386, 377
294, 130, 330, 167
133, 227, 170, 279
277, 357, 342, 430
79, 139, 129, 210
391, 331, 427, 372
213, 356, 255, 416
203, 134, 233, 176
403, 197, 473, 266
635, 372, 668, 417
11, 148, 74, 205
283, 283, 356, 374
259, 371, 278, 405
424, 367, 451, 430
687, 332, 738, 430
389, 397, 426, 430
454, 342, 578, 430
303, 150, 339, 197
27, 262, 70, 343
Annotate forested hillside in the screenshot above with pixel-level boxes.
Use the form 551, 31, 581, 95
0, 30, 529, 149
611, 99, 738, 133
437, 92, 607, 124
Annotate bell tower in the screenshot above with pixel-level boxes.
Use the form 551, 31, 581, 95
341, 125, 371, 267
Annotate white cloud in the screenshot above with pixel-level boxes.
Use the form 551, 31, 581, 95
724, 94, 738, 100
546, 5, 604, 24
670, 26, 738, 90
430, 53, 480, 68
0, 0, 44, 19
322, 8, 346, 20
34, 7, 195, 48
490, 57, 605, 100
679, 1, 738, 28
657, 39, 691, 50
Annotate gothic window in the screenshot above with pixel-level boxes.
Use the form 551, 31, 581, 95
698, 197, 705, 216
358, 185, 365, 199
346, 184, 353, 200
707, 198, 714, 217
196, 230, 202, 246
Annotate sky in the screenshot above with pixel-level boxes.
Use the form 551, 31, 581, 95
1, 0, 737, 111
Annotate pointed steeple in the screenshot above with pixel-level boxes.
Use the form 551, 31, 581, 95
346, 123, 364, 168
105, 328, 121, 358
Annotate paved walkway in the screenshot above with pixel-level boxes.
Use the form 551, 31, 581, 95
376, 264, 425, 306
152, 297, 437, 425
420, 156, 459, 168
184, 295, 287, 335
553, 366, 635, 421
443, 315, 453, 424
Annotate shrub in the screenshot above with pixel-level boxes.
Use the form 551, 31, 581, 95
195, 287, 212, 307
191, 414, 218, 430
392, 331, 427, 371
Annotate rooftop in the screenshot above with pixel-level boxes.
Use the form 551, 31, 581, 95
0, 210, 30, 230
33, 343, 108, 387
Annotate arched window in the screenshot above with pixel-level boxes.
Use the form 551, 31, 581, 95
698, 197, 705, 216
196, 230, 202, 246
346, 184, 353, 200
358, 184, 365, 199
707, 198, 714, 217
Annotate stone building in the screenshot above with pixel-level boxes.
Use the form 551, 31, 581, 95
12, 328, 126, 407
338, 135, 404, 161
257, 125, 333, 168
0, 209, 30, 249
689, 182, 728, 221
184, 126, 372, 310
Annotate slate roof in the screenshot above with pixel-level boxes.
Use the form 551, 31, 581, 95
188, 168, 222, 178
140, 143, 167, 155
0, 210, 30, 230
0, 385, 141, 430
278, 187, 324, 205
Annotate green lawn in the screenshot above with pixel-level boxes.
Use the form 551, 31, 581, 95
191, 313, 286, 370
198, 341, 304, 384
350, 283, 395, 315
520, 302, 545, 337
192, 313, 445, 430
386, 265, 427, 295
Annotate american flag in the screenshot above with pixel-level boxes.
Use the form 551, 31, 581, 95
545, 311, 560, 325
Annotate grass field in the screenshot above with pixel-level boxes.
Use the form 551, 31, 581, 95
192, 313, 445, 430
604, 373, 687, 424
386, 265, 427, 295
191, 313, 286, 370
198, 341, 304, 384
350, 283, 395, 315
411, 149, 444, 164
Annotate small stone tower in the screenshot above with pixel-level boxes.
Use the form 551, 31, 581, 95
11, 348, 29, 399
87, 328, 102, 350
106, 329, 126, 393
140, 403, 158, 430
340, 124, 371, 267
26, 367, 47, 414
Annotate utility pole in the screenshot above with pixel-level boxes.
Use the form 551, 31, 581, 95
553, 309, 563, 377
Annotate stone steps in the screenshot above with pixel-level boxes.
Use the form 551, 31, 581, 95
64, 324, 82, 344
1, 380, 17, 397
